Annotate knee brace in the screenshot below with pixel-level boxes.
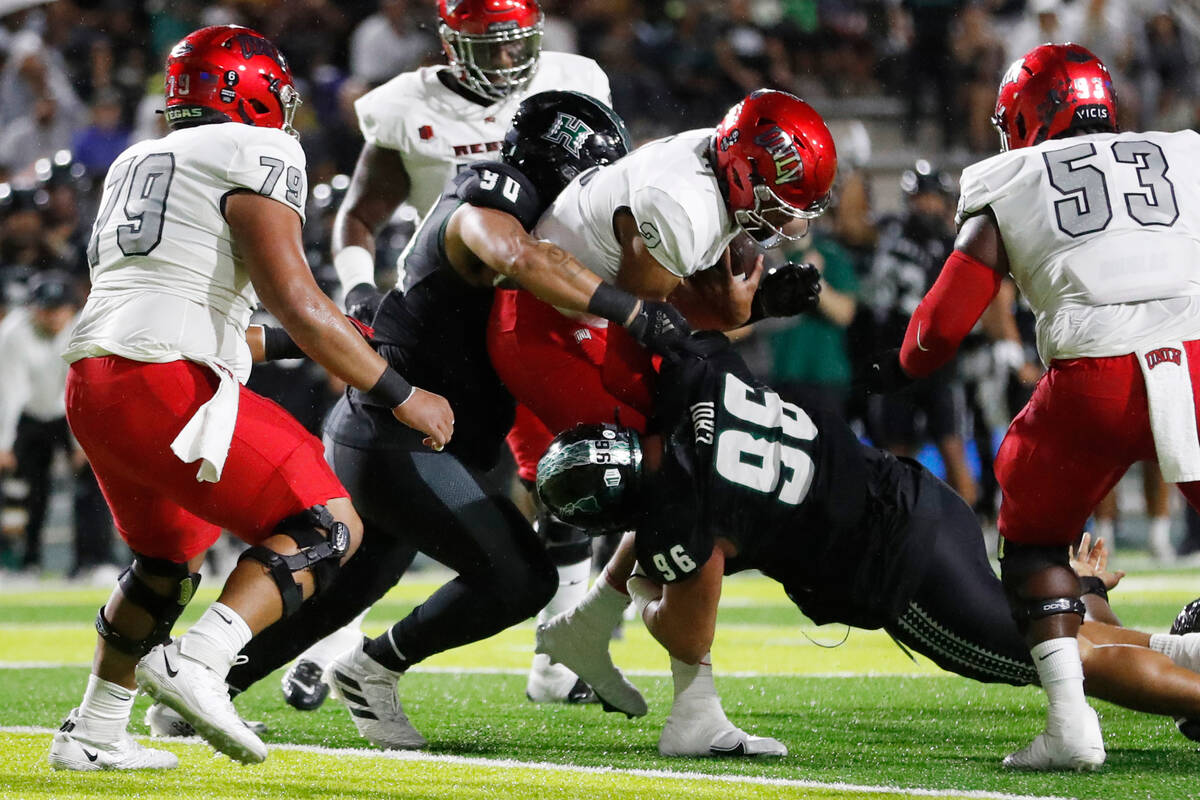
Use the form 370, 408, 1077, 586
95, 553, 201, 657
999, 540, 1085, 632
238, 505, 350, 617
534, 511, 592, 567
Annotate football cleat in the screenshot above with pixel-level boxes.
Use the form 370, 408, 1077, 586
281, 659, 330, 711
658, 698, 787, 758
1002, 706, 1105, 771
536, 613, 646, 717
328, 640, 426, 750
145, 701, 266, 738
135, 641, 267, 764
525, 653, 596, 705
1170, 597, 1200, 738
48, 708, 178, 771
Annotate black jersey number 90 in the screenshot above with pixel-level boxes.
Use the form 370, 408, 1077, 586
87, 153, 177, 267
714, 373, 818, 506
1044, 140, 1179, 238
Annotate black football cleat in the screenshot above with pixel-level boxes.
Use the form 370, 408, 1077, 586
281, 659, 330, 711
1170, 597, 1200, 740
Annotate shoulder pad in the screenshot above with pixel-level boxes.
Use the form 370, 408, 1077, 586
454, 161, 543, 231
955, 149, 1031, 227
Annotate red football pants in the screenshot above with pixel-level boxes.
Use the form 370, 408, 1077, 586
996, 342, 1200, 546
66, 356, 347, 562
487, 289, 651, 482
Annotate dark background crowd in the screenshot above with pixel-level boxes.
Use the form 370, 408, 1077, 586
1, 0, 1198, 580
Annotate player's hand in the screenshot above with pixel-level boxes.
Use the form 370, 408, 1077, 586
1070, 532, 1126, 590
855, 348, 914, 395
625, 300, 699, 360
0, 450, 15, 472
751, 262, 822, 318
392, 388, 454, 451
345, 282, 384, 326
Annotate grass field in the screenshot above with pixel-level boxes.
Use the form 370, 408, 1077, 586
3, 567, 1200, 800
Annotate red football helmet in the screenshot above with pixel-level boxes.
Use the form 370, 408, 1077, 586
992, 43, 1117, 152
164, 25, 301, 136
439, 0, 543, 101
713, 90, 837, 247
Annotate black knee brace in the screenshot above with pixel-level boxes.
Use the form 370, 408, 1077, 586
238, 505, 350, 617
999, 540, 1085, 632
95, 553, 201, 657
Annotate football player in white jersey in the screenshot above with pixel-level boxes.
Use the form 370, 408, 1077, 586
286, 0, 614, 710
489, 89, 833, 756
47, 25, 452, 770
866, 43, 1200, 770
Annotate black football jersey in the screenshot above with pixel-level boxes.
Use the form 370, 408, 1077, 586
634, 337, 935, 628
326, 161, 543, 471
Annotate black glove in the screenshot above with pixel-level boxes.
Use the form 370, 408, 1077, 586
345, 282, 384, 325
625, 300, 699, 359
856, 348, 914, 395
749, 262, 822, 321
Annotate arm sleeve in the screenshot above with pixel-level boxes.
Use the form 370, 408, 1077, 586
630, 186, 703, 278
224, 129, 308, 223
899, 249, 1004, 378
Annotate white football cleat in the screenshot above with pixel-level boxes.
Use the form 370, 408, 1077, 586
1002, 706, 1105, 771
48, 708, 178, 771
135, 641, 267, 764
328, 640, 426, 750
658, 699, 787, 758
525, 653, 596, 704
145, 701, 266, 738
536, 614, 646, 717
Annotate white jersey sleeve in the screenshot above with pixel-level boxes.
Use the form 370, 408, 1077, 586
956, 130, 1200, 361
630, 185, 715, 278
224, 128, 307, 222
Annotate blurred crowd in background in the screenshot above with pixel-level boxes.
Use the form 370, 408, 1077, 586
2, 0, 1199, 580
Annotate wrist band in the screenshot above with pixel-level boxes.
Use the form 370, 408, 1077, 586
262, 325, 305, 361
1079, 575, 1109, 602
587, 282, 640, 326
363, 366, 414, 408
333, 245, 376, 292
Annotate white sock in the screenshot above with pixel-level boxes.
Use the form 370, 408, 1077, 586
538, 558, 592, 624
1094, 519, 1116, 550
177, 602, 252, 677
1031, 637, 1087, 715
296, 608, 370, 669
574, 573, 631, 630
1150, 632, 1200, 671
671, 653, 719, 704
1149, 516, 1173, 556
77, 674, 135, 740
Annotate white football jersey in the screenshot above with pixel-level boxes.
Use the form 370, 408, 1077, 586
64, 123, 307, 381
534, 129, 740, 285
355, 52, 612, 219
957, 130, 1200, 362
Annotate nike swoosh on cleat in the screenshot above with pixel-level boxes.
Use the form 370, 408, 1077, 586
1037, 649, 1063, 661
710, 741, 748, 756
213, 609, 234, 625
163, 652, 179, 678
915, 322, 931, 352
82, 748, 99, 762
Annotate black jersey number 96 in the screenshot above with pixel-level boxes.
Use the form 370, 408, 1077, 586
713, 373, 818, 506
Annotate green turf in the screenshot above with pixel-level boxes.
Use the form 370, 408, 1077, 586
2, 571, 1200, 799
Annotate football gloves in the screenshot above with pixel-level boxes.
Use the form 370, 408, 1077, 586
626, 300, 700, 360
856, 347, 914, 395
750, 262, 822, 320
345, 282, 384, 326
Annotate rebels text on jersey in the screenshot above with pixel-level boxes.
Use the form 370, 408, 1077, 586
635, 339, 934, 629
355, 52, 611, 219
957, 129, 1200, 362
64, 123, 306, 381
326, 161, 542, 471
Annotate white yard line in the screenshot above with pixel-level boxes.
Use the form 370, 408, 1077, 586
0, 724, 1075, 800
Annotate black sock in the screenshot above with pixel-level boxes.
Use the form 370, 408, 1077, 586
363, 628, 411, 673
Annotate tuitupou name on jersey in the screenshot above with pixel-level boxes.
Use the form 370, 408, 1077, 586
690, 401, 715, 445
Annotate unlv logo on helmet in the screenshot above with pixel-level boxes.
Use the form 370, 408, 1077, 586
754, 127, 804, 185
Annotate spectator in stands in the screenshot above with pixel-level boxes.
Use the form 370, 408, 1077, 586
71, 89, 130, 175
349, 0, 439, 87
713, 0, 794, 105
0, 94, 78, 179
951, 3, 1005, 153
896, 0, 965, 149
0, 271, 112, 575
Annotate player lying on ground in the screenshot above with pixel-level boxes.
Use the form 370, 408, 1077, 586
144, 91, 695, 750
535, 333, 1200, 760
47, 25, 454, 772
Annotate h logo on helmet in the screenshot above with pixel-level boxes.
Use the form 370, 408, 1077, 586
754, 127, 803, 185
542, 112, 594, 157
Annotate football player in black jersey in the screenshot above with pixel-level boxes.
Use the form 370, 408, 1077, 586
536, 333, 1200, 757
145, 92, 692, 749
